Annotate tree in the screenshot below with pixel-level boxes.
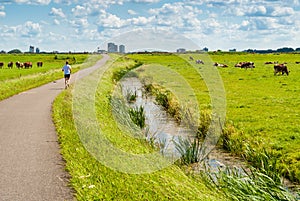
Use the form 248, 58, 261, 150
8, 49, 22, 54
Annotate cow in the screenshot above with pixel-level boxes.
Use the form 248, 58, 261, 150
196, 59, 204, 64
16, 61, 24, 69
265, 61, 278, 64
214, 62, 228, 68
189, 56, 194, 61
235, 61, 255, 69
24, 62, 32, 69
274, 64, 289, 75
7, 61, 13, 68
0, 62, 3, 69
37, 61, 43, 67
295, 61, 300, 64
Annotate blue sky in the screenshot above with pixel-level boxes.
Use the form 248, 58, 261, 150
0, 0, 300, 52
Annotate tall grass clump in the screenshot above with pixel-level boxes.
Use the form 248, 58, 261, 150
203, 166, 298, 201
174, 137, 202, 166
125, 89, 137, 103
128, 106, 146, 129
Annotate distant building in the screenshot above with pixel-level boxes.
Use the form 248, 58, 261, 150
108, 42, 118, 53
177, 48, 186, 53
36, 48, 40, 53
119, 45, 125, 53
29, 46, 34, 53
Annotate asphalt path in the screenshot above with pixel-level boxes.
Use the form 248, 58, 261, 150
0, 54, 109, 201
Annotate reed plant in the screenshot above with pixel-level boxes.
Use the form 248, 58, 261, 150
128, 106, 146, 129
174, 137, 202, 166
203, 166, 298, 201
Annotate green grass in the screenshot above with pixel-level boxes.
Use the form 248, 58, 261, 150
52, 54, 226, 200
0, 54, 98, 100
127, 52, 300, 182
209, 53, 300, 182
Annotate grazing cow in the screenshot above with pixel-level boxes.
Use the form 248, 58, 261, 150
196, 59, 204, 64
274, 64, 289, 75
37, 61, 43, 67
214, 62, 228, 68
24, 62, 32, 69
265, 61, 278, 64
0, 62, 4, 69
16, 61, 24, 69
295, 61, 300, 64
7, 61, 13, 68
235, 61, 255, 69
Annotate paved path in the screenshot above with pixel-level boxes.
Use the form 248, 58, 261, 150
0, 55, 109, 201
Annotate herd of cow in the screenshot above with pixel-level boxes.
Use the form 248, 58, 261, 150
0, 61, 43, 69
189, 56, 291, 76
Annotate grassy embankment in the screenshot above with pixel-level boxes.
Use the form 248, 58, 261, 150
0, 53, 96, 100
52, 54, 226, 200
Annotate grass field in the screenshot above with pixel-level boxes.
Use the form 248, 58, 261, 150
127, 52, 300, 183
209, 52, 300, 182
0, 53, 96, 100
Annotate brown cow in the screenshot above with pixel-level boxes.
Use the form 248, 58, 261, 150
235, 62, 255, 69
265, 61, 278, 64
37, 61, 43, 67
24, 62, 32, 69
16, 61, 24, 68
7, 61, 13, 68
0, 62, 4, 69
274, 64, 289, 75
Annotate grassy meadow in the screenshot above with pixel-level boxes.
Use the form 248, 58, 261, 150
127, 52, 300, 183
209, 52, 300, 182
0, 53, 96, 100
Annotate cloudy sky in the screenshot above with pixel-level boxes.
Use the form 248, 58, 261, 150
0, 0, 300, 52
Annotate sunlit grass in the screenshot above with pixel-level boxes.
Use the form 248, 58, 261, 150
52, 54, 226, 200
0, 53, 95, 100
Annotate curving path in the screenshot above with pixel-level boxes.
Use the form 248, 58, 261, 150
0, 55, 109, 201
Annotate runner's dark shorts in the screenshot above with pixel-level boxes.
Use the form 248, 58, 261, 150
64, 74, 71, 79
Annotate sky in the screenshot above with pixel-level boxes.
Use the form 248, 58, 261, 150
0, 0, 300, 52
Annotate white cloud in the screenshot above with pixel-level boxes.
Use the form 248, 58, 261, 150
49, 7, 66, 18
128, 9, 137, 15
132, 0, 160, 3
53, 19, 60, 25
72, 5, 87, 17
70, 18, 89, 28
130, 16, 154, 25
97, 11, 128, 28
19, 21, 42, 37
0, 12, 5, 18
271, 6, 294, 16
13, 0, 51, 5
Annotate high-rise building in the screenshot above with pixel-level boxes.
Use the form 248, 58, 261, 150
119, 45, 125, 53
36, 48, 40, 53
108, 42, 118, 53
29, 46, 34, 53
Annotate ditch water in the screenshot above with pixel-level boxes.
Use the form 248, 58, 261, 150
119, 76, 299, 199
119, 76, 246, 172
